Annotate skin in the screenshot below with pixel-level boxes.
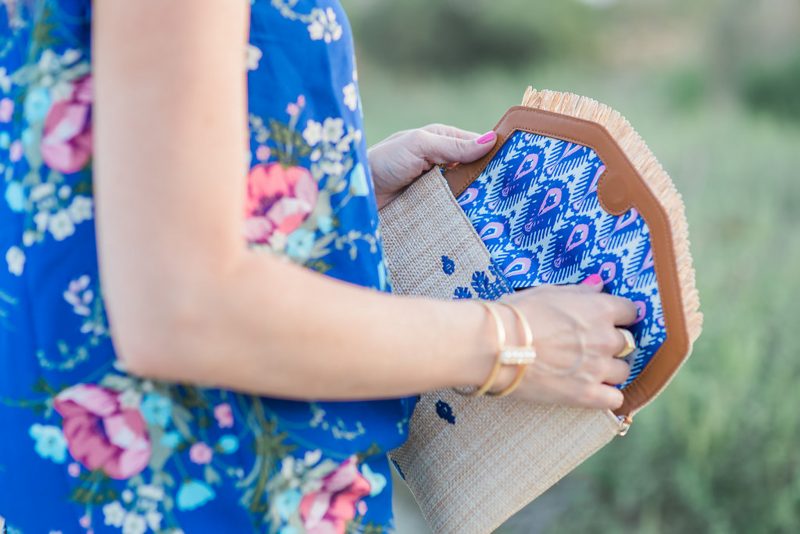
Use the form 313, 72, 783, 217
93, 0, 637, 409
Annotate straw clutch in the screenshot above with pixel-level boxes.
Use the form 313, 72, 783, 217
381, 88, 702, 533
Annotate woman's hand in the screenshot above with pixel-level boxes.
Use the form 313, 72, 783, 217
368, 124, 497, 209
496, 276, 639, 410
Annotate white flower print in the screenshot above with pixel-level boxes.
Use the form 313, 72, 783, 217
63, 275, 92, 316
145, 511, 163, 532
68, 195, 93, 224
321, 118, 344, 144
5, 246, 24, 276
23, 178, 93, 244
33, 211, 49, 233
119, 389, 142, 409
302, 120, 323, 146
48, 209, 75, 241
103, 501, 126, 527
307, 8, 343, 43
343, 82, 358, 112
246, 44, 263, 71
30, 182, 55, 202
301, 116, 364, 188
0, 67, 11, 93
61, 48, 82, 66
268, 231, 288, 254
0, 67, 12, 93
138, 485, 165, 502
122, 512, 147, 534
22, 230, 36, 246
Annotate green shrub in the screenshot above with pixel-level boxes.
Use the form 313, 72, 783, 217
740, 53, 800, 122
349, 0, 600, 74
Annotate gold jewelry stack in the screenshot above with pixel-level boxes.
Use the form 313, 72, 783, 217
454, 302, 536, 398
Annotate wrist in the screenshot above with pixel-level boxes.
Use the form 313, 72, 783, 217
449, 300, 522, 392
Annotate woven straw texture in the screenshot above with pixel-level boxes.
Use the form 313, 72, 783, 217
381, 168, 621, 534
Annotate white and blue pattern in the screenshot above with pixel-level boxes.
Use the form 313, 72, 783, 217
454, 130, 666, 386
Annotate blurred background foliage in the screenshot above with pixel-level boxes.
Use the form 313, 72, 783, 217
345, 0, 800, 532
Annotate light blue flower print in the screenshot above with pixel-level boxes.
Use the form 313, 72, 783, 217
349, 163, 369, 196
274, 489, 302, 521
23, 87, 51, 124
176, 480, 216, 511
28, 424, 67, 464
217, 434, 239, 454
140, 392, 172, 427
4, 182, 24, 212
286, 228, 315, 260
160, 431, 182, 449
317, 214, 333, 233
361, 463, 387, 497
20, 128, 42, 168
378, 261, 388, 291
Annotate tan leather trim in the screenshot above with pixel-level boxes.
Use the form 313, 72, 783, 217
446, 106, 689, 417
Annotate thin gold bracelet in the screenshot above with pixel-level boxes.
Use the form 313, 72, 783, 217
453, 301, 506, 397
487, 302, 536, 397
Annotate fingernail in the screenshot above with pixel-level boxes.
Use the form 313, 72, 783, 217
476, 131, 496, 145
581, 274, 603, 286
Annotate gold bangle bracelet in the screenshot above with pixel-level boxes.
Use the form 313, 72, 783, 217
487, 302, 536, 397
453, 301, 506, 397
489, 365, 527, 397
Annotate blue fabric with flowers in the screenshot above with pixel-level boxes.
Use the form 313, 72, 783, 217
0, 1, 413, 533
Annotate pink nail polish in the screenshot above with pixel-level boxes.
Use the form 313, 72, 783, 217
476, 131, 496, 145
581, 274, 603, 286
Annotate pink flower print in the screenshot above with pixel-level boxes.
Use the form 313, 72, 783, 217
0, 98, 13, 122
9, 140, 22, 162
189, 442, 213, 465
299, 456, 371, 534
244, 163, 318, 245
41, 75, 93, 174
68, 462, 81, 477
54, 384, 151, 480
214, 403, 234, 428
286, 95, 305, 116
79, 514, 91, 528
256, 145, 271, 162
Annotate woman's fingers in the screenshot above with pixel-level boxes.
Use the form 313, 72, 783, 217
603, 358, 631, 385
605, 295, 639, 325
583, 384, 625, 410
414, 130, 497, 165
421, 123, 482, 140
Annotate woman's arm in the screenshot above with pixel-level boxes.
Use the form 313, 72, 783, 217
93, 0, 494, 400
93, 1, 635, 407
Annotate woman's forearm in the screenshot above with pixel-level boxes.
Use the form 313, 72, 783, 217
120, 250, 497, 400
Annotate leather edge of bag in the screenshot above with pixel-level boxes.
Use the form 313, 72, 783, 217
445, 106, 690, 417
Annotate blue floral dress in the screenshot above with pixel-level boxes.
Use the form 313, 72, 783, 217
0, 1, 415, 533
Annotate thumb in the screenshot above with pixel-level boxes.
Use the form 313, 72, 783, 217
423, 130, 497, 165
